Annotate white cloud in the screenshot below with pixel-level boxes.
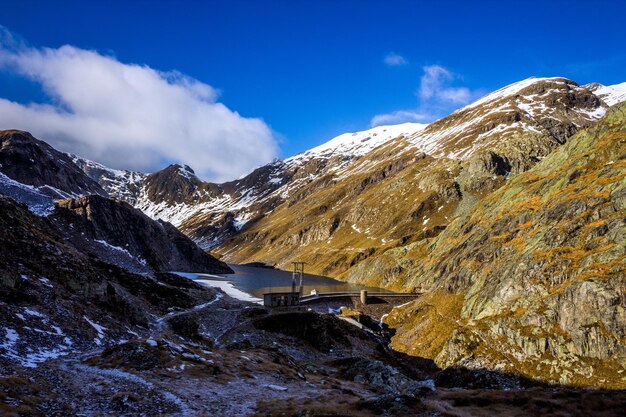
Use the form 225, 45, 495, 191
370, 110, 429, 127
384, 53, 407, 66
418, 65, 471, 104
371, 64, 480, 127
0, 38, 279, 182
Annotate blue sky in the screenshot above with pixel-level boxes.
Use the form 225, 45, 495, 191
0, 0, 625, 180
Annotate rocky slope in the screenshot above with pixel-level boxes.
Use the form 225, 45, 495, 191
0, 129, 230, 275
0, 195, 219, 372
0, 130, 106, 199
382, 102, 626, 388
52, 195, 232, 274
215, 77, 616, 280
70, 155, 146, 204
2, 199, 623, 415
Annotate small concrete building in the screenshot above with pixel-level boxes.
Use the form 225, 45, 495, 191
264, 292, 300, 307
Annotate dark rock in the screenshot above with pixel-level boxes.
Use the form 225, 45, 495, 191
52, 195, 232, 274
0, 130, 107, 198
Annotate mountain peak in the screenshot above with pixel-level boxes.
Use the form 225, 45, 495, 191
463, 77, 576, 111
163, 163, 197, 179
156, 163, 197, 180
401, 76, 605, 161
584, 81, 626, 106
0, 130, 107, 199
285, 122, 429, 164
178, 164, 196, 177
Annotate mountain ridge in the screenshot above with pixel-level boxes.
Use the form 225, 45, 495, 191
214, 76, 619, 280
0, 74, 625, 398
0, 130, 231, 276
71, 77, 626, 254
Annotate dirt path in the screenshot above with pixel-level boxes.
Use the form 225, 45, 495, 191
152, 292, 224, 338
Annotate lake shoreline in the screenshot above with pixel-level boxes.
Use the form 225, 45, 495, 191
175, 264, 390, 303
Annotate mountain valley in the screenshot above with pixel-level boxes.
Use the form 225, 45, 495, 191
1, 76, 625, 415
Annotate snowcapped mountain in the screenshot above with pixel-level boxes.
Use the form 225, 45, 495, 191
286, 122, 427, 162
585, 81, 626, 106
70, 155, 146, 204
0, 130, 109, 216
73, 122, 429, 248
377, 77, 606, 162
215, 76, 615, 273
0, 129, 230, 275
0, 130, 107, 199
70, 77, 626, 252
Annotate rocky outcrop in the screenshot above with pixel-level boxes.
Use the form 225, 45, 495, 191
384, 103, 626, 388
142, 164, 224, 205
52, 195, 232, 274
0, 130, 107, 198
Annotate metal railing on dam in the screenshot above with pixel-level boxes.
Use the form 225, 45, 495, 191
299, 291, 421, 304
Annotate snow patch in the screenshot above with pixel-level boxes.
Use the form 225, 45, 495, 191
39, 277, 53, 287
1, 328, 19, 347
195, 279, 263, 304
285, 123, 427, 166
263, 384, 288, 391
0, 172, 56, 216
587, 81, 626, 106
95, 239, 147, 266
83, 315, 106, 345
233, 213, 252, 231
23, 308, 46, 318
0, 327, 73, 367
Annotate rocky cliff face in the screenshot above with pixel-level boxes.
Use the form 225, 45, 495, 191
52, 195, 232, 274
70, 155, 146, 204
383, 102, 626, 388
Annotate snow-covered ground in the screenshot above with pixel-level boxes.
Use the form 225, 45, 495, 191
174, 272, 263, 304
1, 318, 75, 368
0, 171, 56, 216
284, 122, 428, 163
195, 279, 263, 304
586, 81, 626, 106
